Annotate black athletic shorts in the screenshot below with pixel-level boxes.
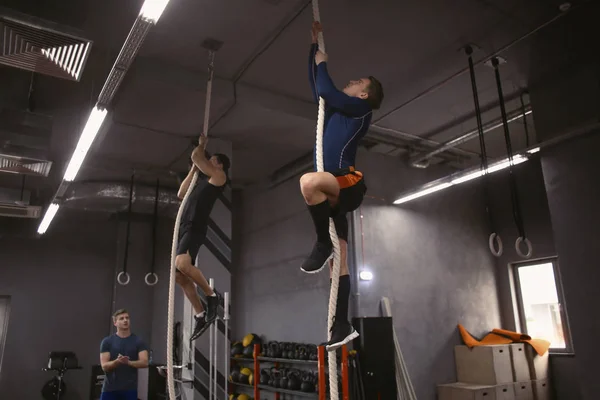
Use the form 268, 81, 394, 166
330, 167, 367, 241
176, 226, 207, 266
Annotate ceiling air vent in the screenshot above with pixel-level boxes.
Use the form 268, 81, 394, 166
0, 203, 41, 218
0, 153, 52, 176
0, 8, 92, 81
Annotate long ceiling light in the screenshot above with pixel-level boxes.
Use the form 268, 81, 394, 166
36, 0, 172, 235
63, 107, 108, 181
139, 0, 171, 22
37, 203, 60, 234
393, 154, 530, 205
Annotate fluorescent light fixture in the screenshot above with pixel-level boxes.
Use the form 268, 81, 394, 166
359, 270, 373, 281
394, 153, 531, 205
451, 154, 528, 184
37, 203, 60, 234
527, 147, 540, 154
63, 106, 108, 182
139, 0, 171, 22
393, 182, 454, 205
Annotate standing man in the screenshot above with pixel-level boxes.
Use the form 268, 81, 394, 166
99, 309, 149, 400
175, 136, 230, 341
300, 21, 384, 351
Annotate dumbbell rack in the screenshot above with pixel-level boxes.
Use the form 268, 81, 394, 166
230, 343, 350, 399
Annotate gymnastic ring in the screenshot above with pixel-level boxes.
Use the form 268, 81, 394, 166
144, 272, 159, 286
488, 233, 503, 257
117, 271, 130, 285
515, 237, 533, 259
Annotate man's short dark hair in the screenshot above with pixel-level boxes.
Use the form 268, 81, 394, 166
366, 76, 384, 110
113, 309, 128, 319
213, 153, 230, 175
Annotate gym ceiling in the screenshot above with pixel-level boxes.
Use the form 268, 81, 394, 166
0, 0, 583, 212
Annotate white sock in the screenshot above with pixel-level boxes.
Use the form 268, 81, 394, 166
195, 311, 205, 319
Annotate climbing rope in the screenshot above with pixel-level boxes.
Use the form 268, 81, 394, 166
311, 2, 341, 399
166, 47, 217, 400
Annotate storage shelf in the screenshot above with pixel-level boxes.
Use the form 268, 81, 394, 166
229, 382, 254, 389
258, 384, 319, 398
258, 356, 318, 365
232, 356, 318, 365
231, 382, 318, 398
228, 343, 350, 398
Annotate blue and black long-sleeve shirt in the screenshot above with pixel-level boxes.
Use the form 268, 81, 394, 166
308, 43, 373, 173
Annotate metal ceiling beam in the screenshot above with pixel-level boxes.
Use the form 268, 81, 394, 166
130, 55, 480, 164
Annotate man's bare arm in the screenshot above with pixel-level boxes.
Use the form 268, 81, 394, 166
100, 352, 119, 372
190, 139, 226, 186
128, 350, 149, 369
177, 166, 197, 199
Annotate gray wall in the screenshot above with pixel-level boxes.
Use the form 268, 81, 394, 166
0, 210, 177, 400
485, 158, 557, 331
234, 148, 503, 399
539, 133, 600, 400
526, 3, 600, 399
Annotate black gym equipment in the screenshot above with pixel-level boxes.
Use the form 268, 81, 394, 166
41, 351, 82, 400
231, 341, 244, 358
352, 317, 397, 399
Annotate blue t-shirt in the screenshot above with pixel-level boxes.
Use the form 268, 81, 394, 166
308, 44, 373, 172
100, 333, 148, 392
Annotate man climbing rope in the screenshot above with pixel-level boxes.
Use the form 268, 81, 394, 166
175, 136, 230, 341
300, 21, 384, 351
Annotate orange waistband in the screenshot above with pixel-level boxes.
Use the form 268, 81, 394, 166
335, 168, 363, 189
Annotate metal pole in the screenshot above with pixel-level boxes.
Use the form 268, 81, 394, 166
208, 278, 214, 400
212, 319, 218, 399
224, 292, 230, 399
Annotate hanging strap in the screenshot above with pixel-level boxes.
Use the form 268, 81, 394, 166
520, 91, 530, 148
117, 173, 134, 285
492, 57, 532, 258
465, 46, 503, 257
145, 179, 160, 286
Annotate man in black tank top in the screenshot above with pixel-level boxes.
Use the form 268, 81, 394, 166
175, 136, 230, 341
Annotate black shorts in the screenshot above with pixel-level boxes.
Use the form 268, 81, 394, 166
176, 227, 207, 266
330, 168, 367, 241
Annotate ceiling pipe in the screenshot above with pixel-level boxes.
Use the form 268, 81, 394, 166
60, 180, 181, 216
408, 104, 532, 167
372, 5, 574, 125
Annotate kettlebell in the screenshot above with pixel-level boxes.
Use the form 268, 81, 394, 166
272, 370, 281, 388
287, 370, 302, 391
269, 341, 281, 358
260, 369, 270, 385
301, 371, 315, 392
285, 343, 294, 359
279, 374, 289, 389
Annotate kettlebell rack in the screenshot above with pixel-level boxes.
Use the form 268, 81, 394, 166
230, 343, 351, 399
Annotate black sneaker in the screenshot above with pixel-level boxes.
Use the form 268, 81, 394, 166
190, 291, 222, 341
326, 318, 359, 352
190, 315, 207, 341
301, 242, 333, 274
206, 290, 222, 323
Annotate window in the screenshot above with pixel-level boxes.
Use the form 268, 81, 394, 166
512, 258, 573, 353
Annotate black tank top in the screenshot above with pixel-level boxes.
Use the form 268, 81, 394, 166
180, 175, 224, 231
